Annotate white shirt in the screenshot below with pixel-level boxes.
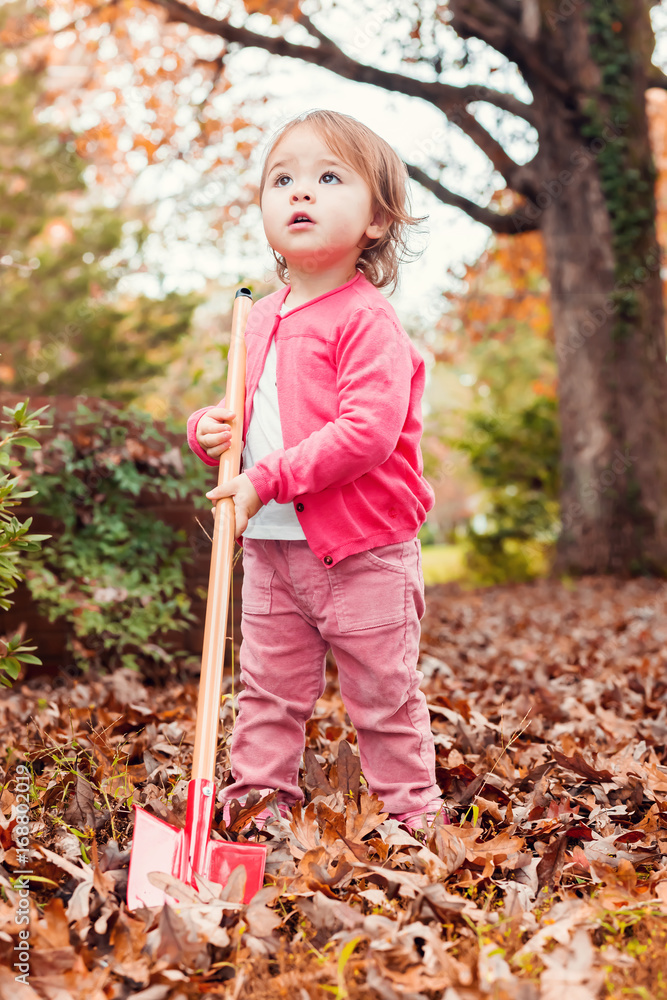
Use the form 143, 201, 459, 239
241, 303, 307, 540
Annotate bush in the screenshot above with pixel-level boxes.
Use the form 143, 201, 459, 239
451, 394, 561, 584
439, 315, 561, 585
0, 400, 51, 684
23, 400, 211, 676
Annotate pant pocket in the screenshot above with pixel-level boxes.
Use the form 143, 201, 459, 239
414, 538, 426, 621
241, 541, 275, 615
328, 541, 408, 632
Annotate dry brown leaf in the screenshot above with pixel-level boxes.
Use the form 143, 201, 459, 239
304, 747, 335, 797
63, 772, 98, 830
7, 573, 667, 996
336, 740, 361, 805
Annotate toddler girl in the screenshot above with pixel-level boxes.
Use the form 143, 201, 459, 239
187, 109, 447, 834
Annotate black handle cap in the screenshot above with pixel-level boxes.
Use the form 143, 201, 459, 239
235, 287, 253, 299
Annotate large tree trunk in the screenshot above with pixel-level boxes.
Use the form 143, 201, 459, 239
525, 2, 667, 574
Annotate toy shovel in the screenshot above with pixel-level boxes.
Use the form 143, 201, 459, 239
127, 287, 267, 909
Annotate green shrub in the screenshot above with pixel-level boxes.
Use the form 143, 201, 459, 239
23, 401, 211, 676
437, 317, 561, 585
0, 400, 51, 685
451, 395, 561, 584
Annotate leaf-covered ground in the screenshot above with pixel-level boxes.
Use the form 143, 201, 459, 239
2, 575, 667, 999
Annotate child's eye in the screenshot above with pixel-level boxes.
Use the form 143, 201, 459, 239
320, 172, 340, 184
275, 175, 292, 187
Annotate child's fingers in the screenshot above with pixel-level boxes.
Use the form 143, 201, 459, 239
233, 510, 248, 537
206, 482, 233, 501
199, 419, 233, 438
209, 498, 247, 537
206, 480, 252, 537
204, 440, 231, 459
205, 407, 236, 433
197, 409, 236, 442
206, 482, 236, 508
206, 407, 236, 423
199, 426, 232, 453
201, 428, 231, 443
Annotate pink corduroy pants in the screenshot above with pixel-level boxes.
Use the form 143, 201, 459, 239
222, 537, 442, 817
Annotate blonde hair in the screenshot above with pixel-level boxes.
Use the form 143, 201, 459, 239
258, 110, 425, 291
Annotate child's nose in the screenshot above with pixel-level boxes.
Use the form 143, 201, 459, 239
290, 189, 312, 202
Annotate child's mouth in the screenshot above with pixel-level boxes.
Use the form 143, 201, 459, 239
288, 213, 315, 229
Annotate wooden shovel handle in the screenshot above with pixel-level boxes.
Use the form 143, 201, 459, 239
192, 287, 252, 781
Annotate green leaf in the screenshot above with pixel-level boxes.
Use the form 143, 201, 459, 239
10, 401, 27, 421
9, 491, 38, 501
10, 437, 42, 449
15, 653, 42, 665
1, 658, 22, 679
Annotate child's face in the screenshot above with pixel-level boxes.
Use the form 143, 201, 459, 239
260, 124, 385, 276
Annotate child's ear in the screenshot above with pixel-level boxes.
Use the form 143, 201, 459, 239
365, 207, 388, 241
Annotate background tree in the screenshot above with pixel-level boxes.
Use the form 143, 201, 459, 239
0, 25, 201, 399
6, 0, 667, 575
422, 195, 559, 579
425, 87, 667, 577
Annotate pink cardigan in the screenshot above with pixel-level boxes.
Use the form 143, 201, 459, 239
186, 270, 435, 566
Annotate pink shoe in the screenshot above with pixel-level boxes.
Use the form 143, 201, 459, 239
393, 800, 451, 834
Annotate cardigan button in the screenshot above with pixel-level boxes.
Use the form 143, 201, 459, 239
296, 502, 304, 512
323, 555, 333, 566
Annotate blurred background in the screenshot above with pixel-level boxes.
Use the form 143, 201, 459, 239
2, 0, 667, 681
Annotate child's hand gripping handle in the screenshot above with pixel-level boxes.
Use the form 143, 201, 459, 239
215, 288, 250, 496
192, 287, 252, 782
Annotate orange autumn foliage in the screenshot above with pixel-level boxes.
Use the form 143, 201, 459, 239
441, 221, 551, 344
2, 1, 250, 194
5, 2, 667, 375
437, 92, 667, 398
646, 88, 667, 256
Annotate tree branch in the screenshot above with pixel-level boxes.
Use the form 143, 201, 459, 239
405, 163, 537, 234
488, 0, 522, 21
144, 0, 535, 186
149, 0, 536, 121
646, 64, 667, 90
448, 0, 571, 99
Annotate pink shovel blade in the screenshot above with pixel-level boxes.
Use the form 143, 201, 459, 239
127, 805, 267, 909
